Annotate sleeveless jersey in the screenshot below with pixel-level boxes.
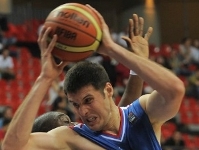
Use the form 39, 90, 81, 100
72, 100, 162, 150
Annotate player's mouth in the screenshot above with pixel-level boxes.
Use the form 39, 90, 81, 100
86, 117, 97, 125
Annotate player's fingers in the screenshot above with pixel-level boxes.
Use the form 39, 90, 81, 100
128, 19, 134, 39
47, 34, 57, 53
139, 17, 144, 36
37, 26, 46, 44
144, 27, 153, 41
41, 27, 51, 50
121, 36, 133, 51
133, 14, 139, 36
86, 4, 106, 25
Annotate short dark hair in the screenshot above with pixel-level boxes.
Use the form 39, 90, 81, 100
32, 111, 71, 132
64, 61, 110, 94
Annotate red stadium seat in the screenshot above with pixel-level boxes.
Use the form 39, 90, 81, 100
179, 102, 192, 112
161, 122, 176, 139
180, 111, 195, 124
184, 135, 198, 149
0, 80, 7, 87
171, 43, 180, 52
149, 44, 160, 57
160, 44, 172, 58
20, 48, 32, 60
194, 136, 199, 147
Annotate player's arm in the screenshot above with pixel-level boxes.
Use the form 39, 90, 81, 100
26, 127, 73, 150
2, 27, 68, 150
119, 75, 143, 107
119, 17, 150, 107
87, 5, 185, 124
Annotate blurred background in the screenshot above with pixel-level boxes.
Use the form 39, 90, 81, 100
0, 0, 199, 149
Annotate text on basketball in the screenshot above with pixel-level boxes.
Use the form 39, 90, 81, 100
57, 11, 90, 28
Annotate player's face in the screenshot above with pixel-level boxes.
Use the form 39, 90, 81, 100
67, 84, 113, 131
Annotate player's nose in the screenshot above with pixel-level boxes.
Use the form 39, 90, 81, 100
78, 105, 89, 117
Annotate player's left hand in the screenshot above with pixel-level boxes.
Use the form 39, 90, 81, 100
86, 4, 115, 55
121, 14, 153, 59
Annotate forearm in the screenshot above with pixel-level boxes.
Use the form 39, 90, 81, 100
118, 75, 143, 107
107, 43, 184, 100
2, 76, 53, 149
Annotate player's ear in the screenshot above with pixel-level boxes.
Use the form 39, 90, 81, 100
104, 82, 113, 97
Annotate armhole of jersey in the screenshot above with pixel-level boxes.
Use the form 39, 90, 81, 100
129, 99, 145, 118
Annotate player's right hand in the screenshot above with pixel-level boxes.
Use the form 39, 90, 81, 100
37, 26, 68, 80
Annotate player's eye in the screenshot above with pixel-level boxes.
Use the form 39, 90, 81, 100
85, 98, 93, 104
73, 103, 79, 108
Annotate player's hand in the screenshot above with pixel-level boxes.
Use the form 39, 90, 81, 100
37, 27, 68, 80
86, 4, 115, 55
121, 14, 153, 59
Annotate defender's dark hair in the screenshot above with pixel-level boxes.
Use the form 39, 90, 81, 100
64, 61, 110, 94
32, 111, 70, 132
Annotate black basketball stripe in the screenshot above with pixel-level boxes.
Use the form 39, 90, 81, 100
45, 19, 101, 42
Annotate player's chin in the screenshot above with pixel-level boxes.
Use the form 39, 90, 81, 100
87, 124, 102, 131
86, 121, 102, 131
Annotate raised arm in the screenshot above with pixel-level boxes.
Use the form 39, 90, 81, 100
87, 5, 185, 124
119, 75, 143, 107
2, 27, 68, 150
119, 15, 152, 107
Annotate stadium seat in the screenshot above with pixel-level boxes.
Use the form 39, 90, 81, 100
160, 44, 172, 58
149, 44, 160, 57
161, 122, 176, 140
180, 111, 194, 124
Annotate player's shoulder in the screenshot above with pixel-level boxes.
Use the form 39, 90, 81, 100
48, 124, 101, 149
120, 97, 146, 110
120, 95, 150, 115
48, 125, 84, 144
138, 94, 150, 111
48, 125, 77, 134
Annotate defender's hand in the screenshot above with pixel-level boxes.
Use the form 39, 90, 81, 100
121, 14, 153, 58
37, 27, 68, 80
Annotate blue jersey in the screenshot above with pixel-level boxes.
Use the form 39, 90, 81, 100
72, 100, 162, 150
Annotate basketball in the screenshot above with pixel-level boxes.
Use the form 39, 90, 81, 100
44, 3, 102, 62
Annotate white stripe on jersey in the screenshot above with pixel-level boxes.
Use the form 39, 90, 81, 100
101, 108, 126, 142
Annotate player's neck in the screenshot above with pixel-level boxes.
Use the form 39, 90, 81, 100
102, 106, 121, 135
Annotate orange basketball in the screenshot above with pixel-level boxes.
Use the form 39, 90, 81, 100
44, 3, 102, 62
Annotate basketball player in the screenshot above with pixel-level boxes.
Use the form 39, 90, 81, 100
32, 72, 142, 133
2, 5, 185, 150
32, 11, 145, 133
32, 65, 143, 133
32, 61, 144, 133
